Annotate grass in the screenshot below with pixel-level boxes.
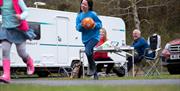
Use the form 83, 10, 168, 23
0, 84, 179, 91
0, 74, 179, 91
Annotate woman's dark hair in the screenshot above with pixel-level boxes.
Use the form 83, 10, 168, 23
79, 0, 93, 12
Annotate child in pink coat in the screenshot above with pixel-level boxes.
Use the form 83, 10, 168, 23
0, 0, 35, 83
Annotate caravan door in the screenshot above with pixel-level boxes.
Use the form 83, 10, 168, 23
56, 16, 69, 65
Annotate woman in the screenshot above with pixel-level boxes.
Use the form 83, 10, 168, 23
93, 28, 114, 76
76, 0, 102, 79
0, 0, 35, 83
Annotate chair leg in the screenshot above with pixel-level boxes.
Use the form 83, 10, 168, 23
152, 58, 160, 75
145, 61, 153, 76
145, 58, 160, 76
134, 66, 139, 76
134, 63, 146, 76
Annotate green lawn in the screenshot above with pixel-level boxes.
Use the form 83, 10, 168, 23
0, 84, 179, 91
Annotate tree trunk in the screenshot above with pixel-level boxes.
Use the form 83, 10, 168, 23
129, 0, 140, 30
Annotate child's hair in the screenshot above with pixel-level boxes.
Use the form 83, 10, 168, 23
79, 0, 93, 12
100, 28, 108, 41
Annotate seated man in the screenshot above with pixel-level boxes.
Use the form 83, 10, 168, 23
127, 29, 149, 71
93, 28, 114, 75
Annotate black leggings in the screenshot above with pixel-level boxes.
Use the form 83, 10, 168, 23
95, 58, 114, 74
127, 55, 143, 71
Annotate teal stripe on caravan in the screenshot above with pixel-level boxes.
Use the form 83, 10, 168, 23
120, 29, 125, 31
40, 44, 84, 47
112, 29, 125, 32
30, 22, 51, 25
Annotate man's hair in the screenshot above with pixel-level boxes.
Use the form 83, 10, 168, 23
133, 29, 141, 34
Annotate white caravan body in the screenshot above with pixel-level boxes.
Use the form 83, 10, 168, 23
0, 8, 126, 69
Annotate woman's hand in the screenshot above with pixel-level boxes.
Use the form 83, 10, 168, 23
15, 14, 21, 20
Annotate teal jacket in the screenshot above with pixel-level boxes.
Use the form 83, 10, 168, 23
0, 0, 29, 31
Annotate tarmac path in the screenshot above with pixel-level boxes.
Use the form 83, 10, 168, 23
8, 79, 180, 86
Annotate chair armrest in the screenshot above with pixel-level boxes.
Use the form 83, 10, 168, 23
155, 48, 161, 52
143, 48, 151, 56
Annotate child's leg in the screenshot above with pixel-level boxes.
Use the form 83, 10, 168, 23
2, 40, 12, 59
16, 41, 34, 75
85, 39, 98, 76
0, 40, 12, 83
96, 63, 103, 72
106, 58, 114, 74
16, 41, 28, 61
106, 63, 114, 74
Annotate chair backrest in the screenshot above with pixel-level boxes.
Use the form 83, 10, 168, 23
145, 34, 161, 59
147, 34, 161, 50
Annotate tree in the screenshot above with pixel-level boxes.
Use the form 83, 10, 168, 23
129, 0, 141, 30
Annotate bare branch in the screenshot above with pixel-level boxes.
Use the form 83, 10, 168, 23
112, 12, 133, 16
140, 19, 152, 26
113, 6, 132, 11
138, 4, 167, 9
135, 0, 142, 4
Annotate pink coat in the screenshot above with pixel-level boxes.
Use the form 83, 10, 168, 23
0, 0, 29, 31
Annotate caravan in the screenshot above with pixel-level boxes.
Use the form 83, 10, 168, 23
0, 8, 126, 77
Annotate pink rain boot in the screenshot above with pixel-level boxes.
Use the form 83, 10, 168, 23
26, 56, 35, 75
0, 59, 11, 83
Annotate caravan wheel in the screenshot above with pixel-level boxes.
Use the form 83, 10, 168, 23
71, 60, 83, 78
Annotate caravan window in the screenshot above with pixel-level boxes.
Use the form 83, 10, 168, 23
28, 22, 41, 40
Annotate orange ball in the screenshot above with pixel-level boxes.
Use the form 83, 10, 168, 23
81, 17, 95, 30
